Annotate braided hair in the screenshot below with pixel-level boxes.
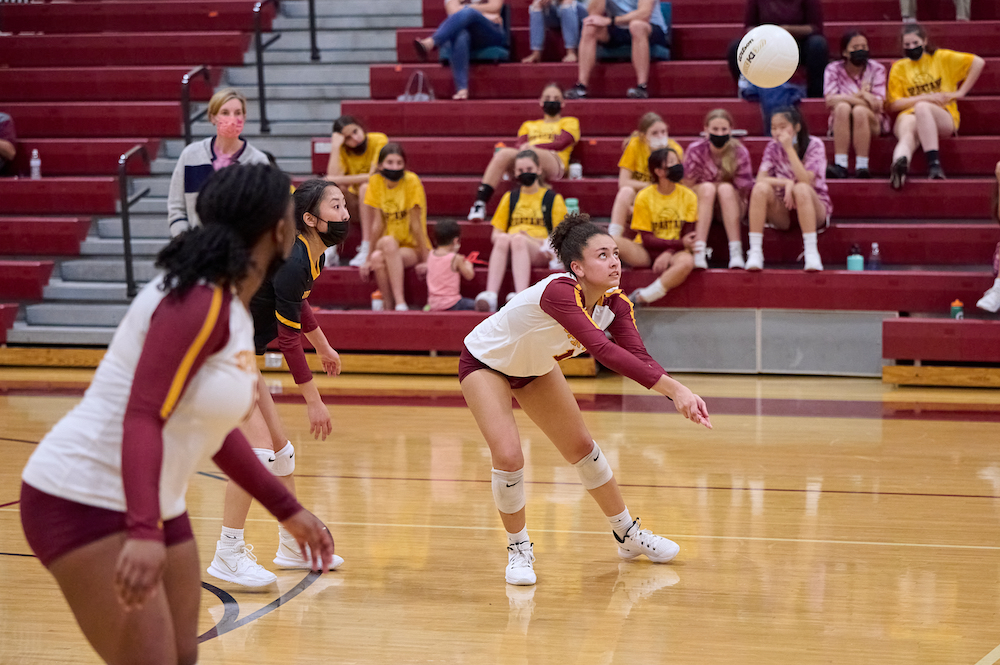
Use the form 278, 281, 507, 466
157, 163, 291, 294
549, 212, 606, 276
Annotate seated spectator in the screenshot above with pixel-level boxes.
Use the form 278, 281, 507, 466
608, 112, 683, 240
475, 150, 567, 312
361, 143, 430, 311
887, 24, 985, 189
726, 0, 828, 98
745, 107, 831, 272
522, 0, 588, 64
414, 0, 506, 100
824, 30, 889, 179
900, 0, 970, 22
683, 109, 755, 269
468, 83, 579, 221
564, 0, 668, 99
0, 112, 16, 177
618, 148, 697, 306
326, 115, 389, 267
167, 89, 269, 236
976, 160, 1000, 312
427, 220, 476, 311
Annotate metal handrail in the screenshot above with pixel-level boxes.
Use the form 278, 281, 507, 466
118, 145, 151, 299
253, 0, 281, 134
308, 0, 319, 61
181, 65, 211, 146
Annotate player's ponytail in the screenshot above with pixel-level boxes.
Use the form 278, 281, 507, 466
549, 213, 604, 276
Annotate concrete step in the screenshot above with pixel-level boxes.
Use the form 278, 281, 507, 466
130, 175, 171, 198
123, 196, 168, 215
97, 215, 169, 239
272, 14, 421, 30
150, 156, 312, 176
161, 137, 312, 160
281, 0, 421, 18
79, 236, 168, 257
251, 30, 397, 52
25, 303, 129, 327
239, 83, 370, 100
7, 322, 115, 346
245, 49, 395, 65
43, 278, 133, 302
60, 258, 159, 283
225, 63, 371, 86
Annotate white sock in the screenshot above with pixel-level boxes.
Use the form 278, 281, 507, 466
834, 153, 848, 168
692, 240, 706, 256
728, 240, 743, 257
356, 240, 369, 252
803, 231, 818, 255
992, 277, 1000, 291
639, 280, 668, 303
609, 507, 633, 539
221, 526, 243, 544
855, 156, 869, 170
607, 222, 624, 237
507, 527, 529, 547
748, 232, 763, 253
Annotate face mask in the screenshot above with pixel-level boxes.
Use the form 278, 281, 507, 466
648, 136, 669, 150
347, 137, 368, 155
517, 172, 538, 187
849, 49, 870, 66
904, 45, 924, 61
315, 217, 349, 248
216, 116, 244, 139
381, 168, 405, 182
542, 100, 562, 116
708, 133, 730, 149
666, 164, 684, 183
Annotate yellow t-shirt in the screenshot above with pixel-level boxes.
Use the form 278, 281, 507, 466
887, 49, 975, 128
339, 132, 389, 193
490, 187, 568, 239
630, 183, 698, 241
517, 117, 581, 171
618, 136, 684, 184
363, 170, 428, 249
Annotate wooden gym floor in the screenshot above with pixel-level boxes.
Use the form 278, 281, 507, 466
2, 370, 1000, 664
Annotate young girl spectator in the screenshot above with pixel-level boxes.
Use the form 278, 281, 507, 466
414, 0, 507, 100
977, 160, 1000, 313
427, 219, 476, 311
326, 115, 389, 267
167, 89, 269, 237
468, 83, 579, 221
618, 148, 697, 306
682, 109, 755, 269
745, 107, 831, 272
824, 30, 889, 179
886, 24, 985, 189
475, 150, 567, 312
522, 0, 588, 64
361, 143, 431, 311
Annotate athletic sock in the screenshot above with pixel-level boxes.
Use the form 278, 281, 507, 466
728, 240, 744, 256
925, 149, 940, 166
475, 183, 495, 203
855, 156, 869, 170
609, 508, 633, 539
221, 526, 243, 544
607, 222, 625, 237
693, 240, 706, 254
834, 153, 848, 169
803, 231, 818, 255
638, 280, 668, 303
507, 527, 529, 547
748, 231, 763, 253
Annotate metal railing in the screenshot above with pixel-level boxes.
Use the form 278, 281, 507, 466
253, 0, 281, 134
181, 65, 212, 146
307, 0, 320, 61
118, 145, 151, 299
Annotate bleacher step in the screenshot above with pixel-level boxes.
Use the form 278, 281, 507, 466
244, 49, 396, 65
6, 322, 115, 346
43, 279, 133, 303
79, 237, 168, 257
225, 64, 371, 87
59, 259, 158, 283
282, 0, 421, 17
272, 15, 420, 30
162, 137, 312, 160
96, 215, 170, 240
25, 303, 129, 327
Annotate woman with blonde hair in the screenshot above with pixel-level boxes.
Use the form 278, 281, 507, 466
167, 88, 270, 237
682, 109, 754, 269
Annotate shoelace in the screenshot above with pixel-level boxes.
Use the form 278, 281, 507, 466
238, 543, 259, 564
508, 542, 535, 568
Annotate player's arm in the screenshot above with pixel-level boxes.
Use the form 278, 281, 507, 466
638, 230, 684, 252
409, 205, 431, 261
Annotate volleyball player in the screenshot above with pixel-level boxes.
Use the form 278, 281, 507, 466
460, 214, 712, 585
207, 178, 349, 587
19, 164, 336, 665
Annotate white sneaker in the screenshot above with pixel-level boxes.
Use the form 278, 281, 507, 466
728, 252, 745, 269
977, 286, 1000, 313
468, 201, 486, 221
803, 252, 824, 272
475, 290, 498, 313
394, 303, 409, 311
504, 291, 516, 304
615, 518, 679, 563
273, 537, 344, 571
505, 541, 536, 585
207, 540, 277, 587
692, 250, 708, 270
323, 245, 339, 268
348, 241, 370, 268
744, 249, 764, 271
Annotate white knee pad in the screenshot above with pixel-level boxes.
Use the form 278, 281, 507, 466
252, 447, 276, 472
272, 442, 295, 476
491, 468, 526, 514
574, 442, 613, 490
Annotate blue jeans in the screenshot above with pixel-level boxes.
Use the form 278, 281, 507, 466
529, 1, 587, 51
433, 7, 505, 91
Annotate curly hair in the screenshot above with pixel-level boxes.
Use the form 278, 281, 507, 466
549, 213, 606, 275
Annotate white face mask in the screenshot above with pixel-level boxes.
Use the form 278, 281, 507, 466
648, 136, 669, 150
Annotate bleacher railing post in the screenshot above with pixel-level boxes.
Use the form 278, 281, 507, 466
253, 0, 281, 134
308, 0, 320, 61
181, 66, 211, 146
118, 145, 151, 300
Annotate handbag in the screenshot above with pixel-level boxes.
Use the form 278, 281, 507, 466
397, 70, 436, 102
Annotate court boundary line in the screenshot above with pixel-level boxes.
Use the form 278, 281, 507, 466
0, 436, 38, 445
975, 643, 1000, 665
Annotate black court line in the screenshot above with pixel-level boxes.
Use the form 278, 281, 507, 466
0, 500, 20, 509
197, 471, 228, 482
0, 436, 39, 445
0, 551, 36, 558
199, 572, 319, 643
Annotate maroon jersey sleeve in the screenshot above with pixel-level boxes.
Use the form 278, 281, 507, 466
300, 300, 319, 334
639, 231, 685, 252
122, 285, 231, 541
278, 325, 314, 385
533, 130, 575, 152
539, 278, 667, 389
604, 290, 670, 378
212, 429, 303, 521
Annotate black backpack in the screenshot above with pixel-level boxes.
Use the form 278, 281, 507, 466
508, 187, 558, 233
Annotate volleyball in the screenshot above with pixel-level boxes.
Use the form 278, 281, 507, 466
736, 24, 799, 88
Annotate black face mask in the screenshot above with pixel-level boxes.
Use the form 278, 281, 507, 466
381, 168, 405, 182
708, 133, 731, 149
904, 45, 924, 61
315, 217, 349, 248
517, 172, 538, 187
347, 137, 368, 155
849, 49, 870, 66
542, 100, 562, 116
666, 164, 684, 183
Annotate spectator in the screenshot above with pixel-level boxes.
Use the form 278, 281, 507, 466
745, 107, 831, 272
683, 109, 755, 269
427, 220, 477, 311
887, 24, 985, 189
522, 0, 588, 64
824, 30, 889, 179
0, 112, 16, 177
564, 0, 668, 100
468, 83, 579, 221
618, 147, 697, 306
475, 150, 567, 312
727, 0, 828, 98
976, 160, 1000, 312
167, 89, 269, 237
326, 115, 389, 267
361, 143, 430, 311
414, 0, 506, 100
900, 0, 970, 22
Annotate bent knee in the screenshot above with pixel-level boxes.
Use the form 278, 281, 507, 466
376, 235, 400, 251
673, 251, 695, 271
833, 101, 852, 117
792, 182, 814, 199
628, 20, 651, 36
913, 101, 936, 115
751, 181, 773, 198
492, 448, 525, 471
851, 104, 873, 121
509, 233, 531, 250
492, 233, 512, 250
695, 181, 718, 197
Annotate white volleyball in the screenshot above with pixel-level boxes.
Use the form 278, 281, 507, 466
736, 24, 800, 88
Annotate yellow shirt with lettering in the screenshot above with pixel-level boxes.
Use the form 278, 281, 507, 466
887, 49, 975, 128
517, 117, 581, 171
618, 136, 684, 184
364, 170, 428, 249
339, 132, 389, 193
630, 183, 698, 241
490, 187, 568, 239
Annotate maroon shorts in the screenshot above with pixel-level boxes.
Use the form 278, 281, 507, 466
458, 346, 539, 389
20, 482, 194, 568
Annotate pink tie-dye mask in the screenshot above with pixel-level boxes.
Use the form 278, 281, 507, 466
216, 116, 244, 139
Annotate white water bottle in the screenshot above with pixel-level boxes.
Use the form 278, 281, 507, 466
30, 149, 41, 180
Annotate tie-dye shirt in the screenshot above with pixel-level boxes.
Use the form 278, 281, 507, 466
759, 136, 833, 217
823, 60, 891, 134
682, 138, 755, 202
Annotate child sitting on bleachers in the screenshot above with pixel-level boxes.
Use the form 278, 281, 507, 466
426, 220, 476, 311
976, 160, 1000, 313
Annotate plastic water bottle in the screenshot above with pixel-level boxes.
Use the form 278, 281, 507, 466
867, 242, 881, 271
29, 149, 41, 180
565, 198, 580, 215
951, 299, 964, 319
371, 290, 384, 311
846, 244, 864, 271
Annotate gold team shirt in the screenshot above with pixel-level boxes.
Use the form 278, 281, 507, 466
339, 132, 389, 193
887, 49, 976, 128
517, 117, 581, 170
490, 188, 568, 239
618, 136, 684, 184
630, 183, 698, 241
364, 170, 428, 249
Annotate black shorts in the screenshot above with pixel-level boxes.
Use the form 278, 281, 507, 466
605, 23, 667, 49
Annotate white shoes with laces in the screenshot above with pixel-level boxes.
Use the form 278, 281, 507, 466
273, 535, 344, 571
744, 249, 764, 272
615, 518, 680, 563
468, 201, 487, 221
505, 541, 536, 586
207, 540, 277, 588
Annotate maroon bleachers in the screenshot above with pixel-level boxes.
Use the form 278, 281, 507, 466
0, 303, 18, 345
312, 311, 489, 351
12, 139, 160, 176
5, 103, 181, 139
0, 1, 273, 34
0, 218, 93, 256
883, 319, 1000, 362
0, 67, 221, 103
0, 178, 119, 214
0, 33, 251, 67
0, 262, 55, 301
